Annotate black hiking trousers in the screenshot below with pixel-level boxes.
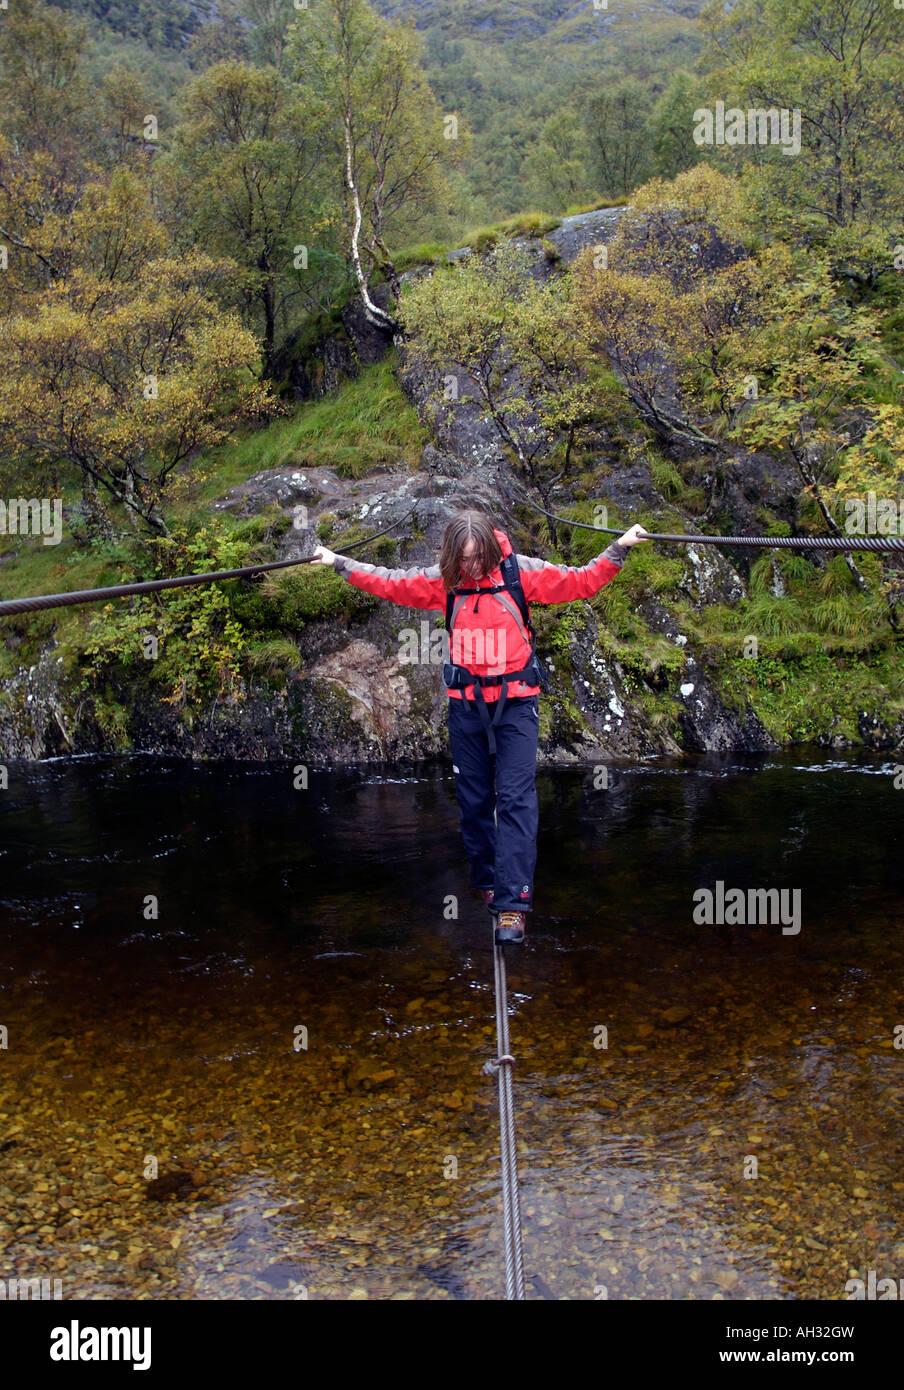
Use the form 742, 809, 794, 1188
447, 692, 539, 914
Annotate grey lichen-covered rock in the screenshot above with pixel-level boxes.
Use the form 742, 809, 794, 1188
212, 467, 327, 518
441, 207, 626, 278
396, 349, 510, 471
678, 541, 746, 608
671, 651, 779, 753
557, 613, 683, 761
0, 646, 71, 759
281, 283, 397, 402
544, 206, 626, 265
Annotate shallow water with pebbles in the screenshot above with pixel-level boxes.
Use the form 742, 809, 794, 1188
0, 751, 901, 1300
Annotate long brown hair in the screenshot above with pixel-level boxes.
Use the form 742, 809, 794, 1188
439, 510, 503, 593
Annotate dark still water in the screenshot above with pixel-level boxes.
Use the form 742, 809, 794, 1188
0, 751, 902, 1300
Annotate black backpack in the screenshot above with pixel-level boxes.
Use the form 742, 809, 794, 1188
444, 549, 550, 694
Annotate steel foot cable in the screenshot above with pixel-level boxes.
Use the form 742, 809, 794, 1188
482, 934, 526, 1300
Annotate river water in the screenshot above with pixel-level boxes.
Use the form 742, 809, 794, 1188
0, 750, 901, 1300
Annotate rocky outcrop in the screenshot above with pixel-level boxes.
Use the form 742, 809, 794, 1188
0, 648, 72, 759
394, 209, 628, 466
280, 208, 628, 408
546, 206, 625, 263
279, 283, 398, 403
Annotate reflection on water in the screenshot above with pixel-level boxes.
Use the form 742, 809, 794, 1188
0, 751, 902, 1299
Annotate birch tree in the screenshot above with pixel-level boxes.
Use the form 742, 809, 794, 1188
287, 0, 467, 333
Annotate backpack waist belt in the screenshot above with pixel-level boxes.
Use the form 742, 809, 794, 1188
443, 658, 541, 754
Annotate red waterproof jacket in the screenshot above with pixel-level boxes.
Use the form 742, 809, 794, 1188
332, 527, 629, 702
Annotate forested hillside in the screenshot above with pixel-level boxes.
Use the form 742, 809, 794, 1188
52, 0, 708, 220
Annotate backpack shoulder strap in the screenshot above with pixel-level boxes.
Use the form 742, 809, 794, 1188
446, 582, 481, 632
500, 551, 534, 638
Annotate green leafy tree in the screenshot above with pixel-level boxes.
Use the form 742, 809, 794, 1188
159, 61, 339, 373
629, 163, 751, 241
0, 170, 280, 538
648, 71, 707, 180
570, 203, 750, 450
74, 522, 252, 715
98, 63, 158, 171
586, 78, 654, 199
572, 174, 896, 603
699, 0, 904, 281
240, 0, 295, 73
725, 245, 891, 591
833, 404, 904, 618
0, 0, 90, 147
0, 0, 96, 308
835, 404, 904, 504
523, 109, 593, 212
287, 0, 468, 331
185, 0, 251, 70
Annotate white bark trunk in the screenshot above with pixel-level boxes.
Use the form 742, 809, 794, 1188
344, 115, 397, 332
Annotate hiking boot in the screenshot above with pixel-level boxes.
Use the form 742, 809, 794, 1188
494, 910, 526, 945
481, 888, 498, 914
